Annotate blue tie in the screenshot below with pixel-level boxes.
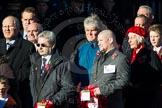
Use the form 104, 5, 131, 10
41, 58, 47, 78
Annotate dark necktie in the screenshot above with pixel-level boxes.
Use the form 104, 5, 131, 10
6, 43, 11, 50
41, 58, 47, 78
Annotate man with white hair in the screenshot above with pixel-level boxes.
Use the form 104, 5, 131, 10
29, 30, 76, 108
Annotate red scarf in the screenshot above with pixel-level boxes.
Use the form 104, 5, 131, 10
131, 44, 144, 64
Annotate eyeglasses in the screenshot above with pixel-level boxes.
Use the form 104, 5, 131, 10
36, 43, 50, 47
2, 25, 15, 29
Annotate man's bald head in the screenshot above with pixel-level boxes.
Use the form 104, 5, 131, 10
27, 22, 43, 43
98, 30, 116, 41
98, 30, 117, 53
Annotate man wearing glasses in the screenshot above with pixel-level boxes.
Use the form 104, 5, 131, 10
29, 30, 76, 108
0, 15, 36, 108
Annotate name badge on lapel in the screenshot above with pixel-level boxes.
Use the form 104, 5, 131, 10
104, 65, 115, 73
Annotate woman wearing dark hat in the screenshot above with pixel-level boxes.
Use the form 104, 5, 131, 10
124, 26, 162, 108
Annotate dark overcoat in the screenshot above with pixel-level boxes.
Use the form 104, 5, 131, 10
29, 50, 76, 108
125, 47, 162, 108
0, 37, 36, 108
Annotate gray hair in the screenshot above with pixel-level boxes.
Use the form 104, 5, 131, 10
128, 33, 144, 44
139, 5, 154, 15
136, 35, 144, 44
38, 30, 56, 45
84, 14, 107, 31
2, 16, 20, 28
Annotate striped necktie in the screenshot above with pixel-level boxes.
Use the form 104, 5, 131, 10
41, 58, 47, 78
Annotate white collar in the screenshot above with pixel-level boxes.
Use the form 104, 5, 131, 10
42, 55, 52, 64
0, 94, 8, 101
6, 40, 15, 45
153, 46, 162, 53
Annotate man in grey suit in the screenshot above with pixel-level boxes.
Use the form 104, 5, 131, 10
85, 30, 130, 108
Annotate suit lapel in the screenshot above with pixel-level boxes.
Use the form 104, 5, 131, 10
0, 39, 7, 54
96, 50, 119, 81
37, 52, 63, 98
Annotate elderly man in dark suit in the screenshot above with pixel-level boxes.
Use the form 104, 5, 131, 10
0, 15, 36, 108
79, 29, 130, 108
29, 31, 76, 108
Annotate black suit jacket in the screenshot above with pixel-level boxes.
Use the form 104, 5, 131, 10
0, 36, 35, 108
0, 37, 35, 81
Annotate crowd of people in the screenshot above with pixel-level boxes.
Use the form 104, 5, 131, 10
0, 0, 162, 108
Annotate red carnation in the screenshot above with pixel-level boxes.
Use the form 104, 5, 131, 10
45, 64, 50, 72
112, 53, 118, 59
96, 50, 100, 55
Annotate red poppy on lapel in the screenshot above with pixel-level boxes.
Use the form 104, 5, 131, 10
96, 50, 100, 55
45, 64, 50, 72
112, 53, 118, 59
